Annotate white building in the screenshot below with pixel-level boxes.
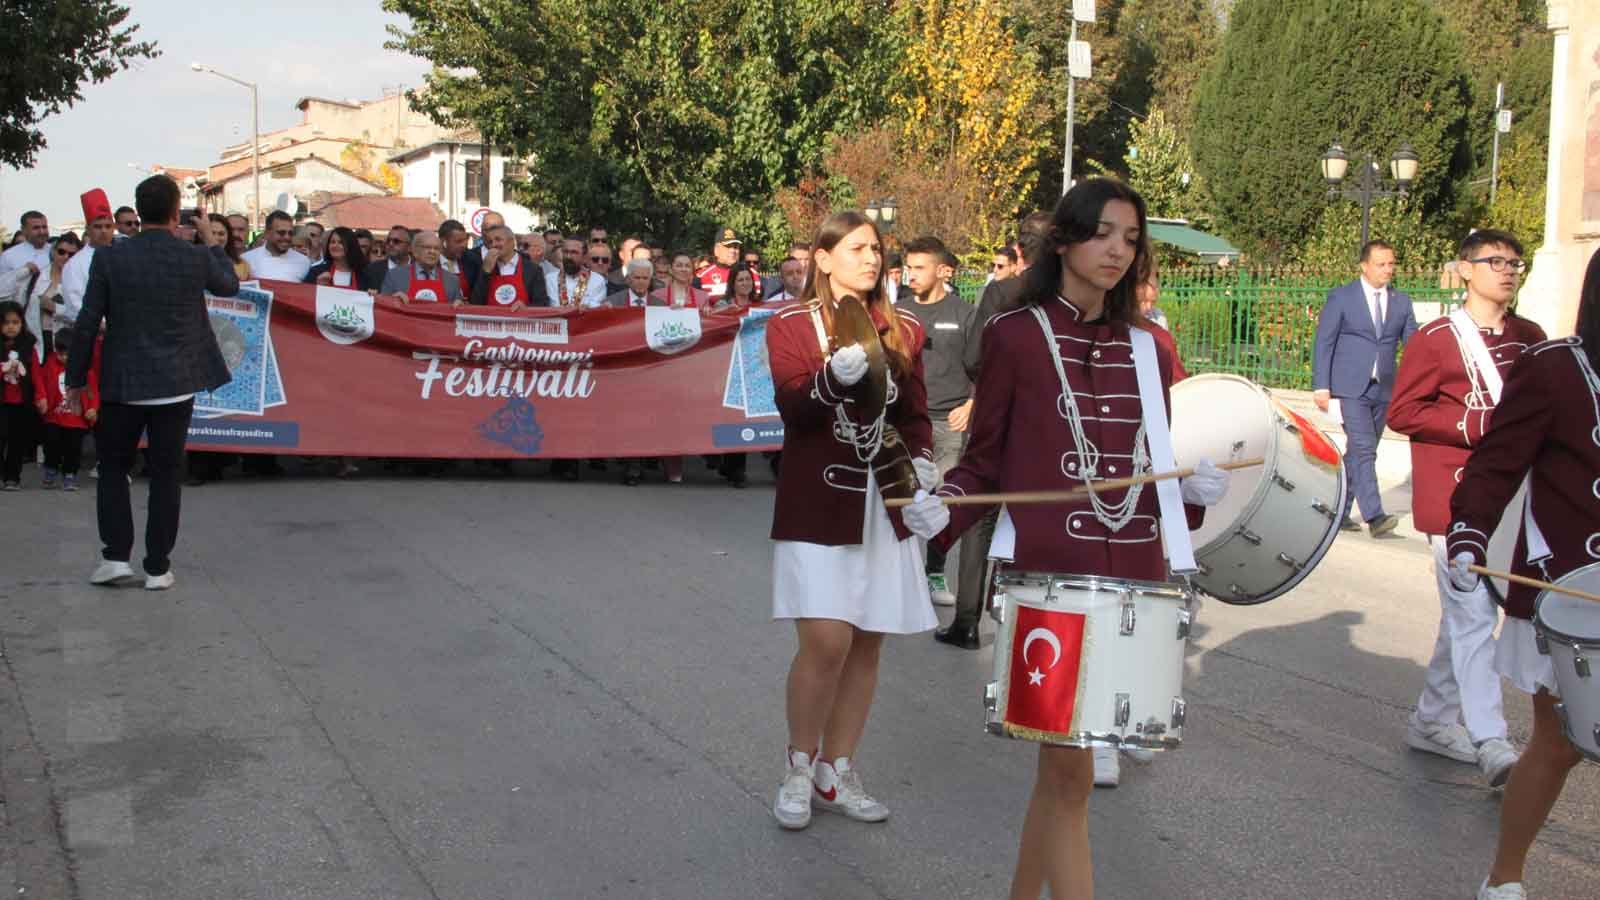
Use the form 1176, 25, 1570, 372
200, 156, 387, 218
390, 140, 541, 235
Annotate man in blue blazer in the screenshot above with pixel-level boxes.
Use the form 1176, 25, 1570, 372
1312, 240, 1417, 537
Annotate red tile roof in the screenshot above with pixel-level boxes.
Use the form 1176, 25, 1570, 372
304, 192, 445, 231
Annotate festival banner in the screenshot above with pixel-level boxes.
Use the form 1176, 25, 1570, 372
185, 280, 788, 457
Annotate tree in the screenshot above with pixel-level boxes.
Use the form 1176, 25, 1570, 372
1117, 109, 1213, 230
896, 0, 1052, 237
1191, 0, 1472, 259
1436, 0, 1550, 176
1117, 0, 1219, 133
1482, 128, 1547, 255
384, 0, 902, 257
1288, 197, 1453, 269
0, 0, 158, 168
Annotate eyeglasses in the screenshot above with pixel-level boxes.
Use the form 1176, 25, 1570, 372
1468, 256, 1527, 274
387, 236, 409, 245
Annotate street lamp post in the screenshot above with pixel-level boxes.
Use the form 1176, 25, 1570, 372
1319, 140, 1421, 253
863, 197, 898, 234
191, 63, 261, 230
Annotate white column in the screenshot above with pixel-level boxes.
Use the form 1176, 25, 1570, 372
1518, 0, 1570, 334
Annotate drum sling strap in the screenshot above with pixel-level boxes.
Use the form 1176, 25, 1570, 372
987, 324, 1196, 574
1448, 310, 1551, 564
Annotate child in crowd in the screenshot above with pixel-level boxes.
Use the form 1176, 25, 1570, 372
32, 324, 97, 491
0, 301, 39, 489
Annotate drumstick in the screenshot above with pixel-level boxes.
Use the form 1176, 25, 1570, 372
1469, 565, 1600, 605
884, 458, 1264, 508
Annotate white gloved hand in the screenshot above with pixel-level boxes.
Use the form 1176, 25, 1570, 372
902, 489, 950, 540
912, 457, 942, 492
1179, 458, 1228, 506
829, 344, 869, 387
1449, 552, 1480, 593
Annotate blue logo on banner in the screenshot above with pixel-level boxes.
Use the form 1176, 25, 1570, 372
478, 397, 545, 455
186, 420, 300, 448
712, 423, 785, 448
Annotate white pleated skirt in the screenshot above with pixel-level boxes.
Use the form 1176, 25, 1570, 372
1496, 617, 1560, 698
772, 471, 937, 635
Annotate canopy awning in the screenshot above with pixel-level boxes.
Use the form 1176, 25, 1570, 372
1147, 219, 1240, 259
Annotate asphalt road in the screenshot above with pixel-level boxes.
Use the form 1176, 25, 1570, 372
1, 461, 1596, 899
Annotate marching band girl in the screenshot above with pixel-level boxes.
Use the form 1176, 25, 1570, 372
1447, 246, 1600, 900
765, 211, 942, 831
902, 178, 1227, 899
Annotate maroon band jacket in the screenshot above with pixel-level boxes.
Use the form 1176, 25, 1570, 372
767, 299, 932, 544
1387, 313, 1545, 535
932, 298, 1201, 580
1446, 337, 1600, 619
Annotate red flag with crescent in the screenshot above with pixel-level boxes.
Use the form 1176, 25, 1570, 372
1273, 399, 1343, 469
1004, 605, 1089, 735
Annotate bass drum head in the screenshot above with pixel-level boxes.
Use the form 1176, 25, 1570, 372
1169, 374, 1274, 553
1534, 563, 1600, 645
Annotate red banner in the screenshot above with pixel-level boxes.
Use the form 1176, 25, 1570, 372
185, 280, 787, 457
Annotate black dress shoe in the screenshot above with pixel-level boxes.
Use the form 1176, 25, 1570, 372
934, 623, 980, 650
622, 468, 642, 487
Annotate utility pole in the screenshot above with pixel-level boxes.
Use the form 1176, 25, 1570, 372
1490, 82, 1512, 206
1063, 1, 1095, 196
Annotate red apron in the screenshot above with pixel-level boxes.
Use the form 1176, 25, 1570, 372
486, 257, 527, 307
408, 263, 449, 303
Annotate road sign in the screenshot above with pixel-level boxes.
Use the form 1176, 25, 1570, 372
1068, 41, 1092, 80
1073, 0, 1096, 23
469, 207, 493, 236
1497, 109, 1513, 133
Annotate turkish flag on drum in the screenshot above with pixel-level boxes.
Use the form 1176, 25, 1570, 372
1005, 605, 1089, 735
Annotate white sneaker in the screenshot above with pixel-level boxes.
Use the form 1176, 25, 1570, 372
1478, 879, 1525, 899
1477, 738, 1519, 789
930, 589, 956, 607
90, 561, 135, 586
1123, 746, 1156, 763
144, 570, 175, 591
1092, 745, 1120, 787
1405, 714, 1478, 764
813, 757, 889, 822
773, 749, 814, 830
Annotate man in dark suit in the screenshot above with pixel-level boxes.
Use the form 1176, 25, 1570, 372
364, 225, 412, 291
67, 174, 238, 590
604, 259, 662, 308
1312, 239, 1418, 537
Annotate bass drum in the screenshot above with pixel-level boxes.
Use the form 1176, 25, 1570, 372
1169, 374, 1347, 605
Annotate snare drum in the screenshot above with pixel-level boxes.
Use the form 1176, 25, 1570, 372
984, 570, 1191, 750
1170, 374, 1347, 605
1533, 562, 1600, 762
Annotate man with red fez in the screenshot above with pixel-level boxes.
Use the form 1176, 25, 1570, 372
60, 189, 116, 327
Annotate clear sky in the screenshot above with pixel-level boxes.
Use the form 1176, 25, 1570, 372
0, 1, 430, 231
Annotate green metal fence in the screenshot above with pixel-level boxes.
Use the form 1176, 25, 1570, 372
950, 267, 1461, 390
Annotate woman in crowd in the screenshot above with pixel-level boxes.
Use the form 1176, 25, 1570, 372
305, 227, 368, 291
900, 178, 1226, 900
209, 213, 250, 281
766, 210, 939, 832
652, 253, 709, 309
1447, 247, 1600, 900
715, 265, 762, 311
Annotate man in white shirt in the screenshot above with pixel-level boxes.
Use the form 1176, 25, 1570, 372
0, 211, 51, 276
546, 237, 608, 308
240, 210, 311, 281
60, 189, 118, 326
768, 256, 805, 302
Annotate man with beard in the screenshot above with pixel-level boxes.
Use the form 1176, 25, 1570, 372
0, 211, 51, 276
241, 210, 311, 281
545, 237, 607, 308
363, 225, 412, 289
60, 189, 118, 327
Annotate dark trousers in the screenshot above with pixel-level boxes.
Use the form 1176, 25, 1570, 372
953, 509, 998, 628
0, 403, 36, 483
96, 400, 193, 576
1340, 382, 1388, 523
43, 424, 88, 474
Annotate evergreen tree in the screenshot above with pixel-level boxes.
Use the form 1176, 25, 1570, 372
1191, 0, 1472, 258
